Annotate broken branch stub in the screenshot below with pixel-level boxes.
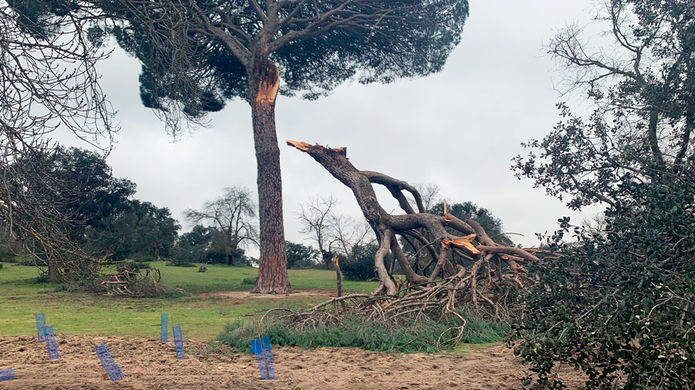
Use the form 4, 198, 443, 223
287, 141, 538, 315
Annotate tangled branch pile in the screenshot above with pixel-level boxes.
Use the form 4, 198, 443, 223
97, 263, 173, 298
286, 141, 541, 322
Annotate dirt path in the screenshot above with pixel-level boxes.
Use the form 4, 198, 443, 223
193, 290, 335, 300
0, 336, 582, 389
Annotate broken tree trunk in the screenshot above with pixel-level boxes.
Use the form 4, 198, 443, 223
287, 141, 538, 315
249, 60, 291, 294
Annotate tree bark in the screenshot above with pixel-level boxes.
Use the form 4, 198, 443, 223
322, 250, 333, 269
250, 59, 291, 294
334, 255, 342, 298
287, 141, 538, 303
46, 261, 58, 282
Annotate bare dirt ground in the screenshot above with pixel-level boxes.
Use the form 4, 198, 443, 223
0, 335, 583, 389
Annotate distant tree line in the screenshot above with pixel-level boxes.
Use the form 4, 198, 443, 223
289, 194, 513, 281
174, 187, 258, 267
0, 147, 264, 270
0, 145, 513, 287
0, 147, 179, 274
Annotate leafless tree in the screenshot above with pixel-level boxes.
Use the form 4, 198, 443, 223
297, 196, 338, 268
415, 184, 442, 211
329, 213, 372, 260
185, 186, 258, 265
0, 1, 114, 281
0, 2, 114, 147
298, 196, 374, 268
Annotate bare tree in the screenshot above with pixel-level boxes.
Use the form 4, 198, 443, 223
185, 186, 258, 265
329, 213, 372, 260
0, 1, 114, 281
298, 196, 374, 268
297, 196, 338, 268
416, 184, 441, 211
1, 2, 113, 147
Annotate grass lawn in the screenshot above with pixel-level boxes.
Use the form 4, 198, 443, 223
0, 262, 376, 339
156, 262, 376, 294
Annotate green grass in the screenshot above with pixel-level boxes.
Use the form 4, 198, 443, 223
0, 262, 505, 353
149, 261, 376, 294
217, 313, 508, 353
0, 262, 375, 339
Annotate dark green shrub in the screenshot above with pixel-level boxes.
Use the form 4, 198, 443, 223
0, 246, 16, 262
285, 241, 319, 269
131, 254, 155, 262
166, 256, 195, 267
116, 261, 150, 274
511, 185, 695, 389
217, 313, 507, 354
340, 244, 381, 281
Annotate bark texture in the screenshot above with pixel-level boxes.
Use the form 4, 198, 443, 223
287, 141, 538, 315
250, 61, 291, 294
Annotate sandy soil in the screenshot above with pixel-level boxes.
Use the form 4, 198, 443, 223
0, 335, 583, 389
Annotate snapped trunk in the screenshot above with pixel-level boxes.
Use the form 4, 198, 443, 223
249, 60, 291, 294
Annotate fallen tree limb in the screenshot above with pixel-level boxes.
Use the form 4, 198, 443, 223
288, 140, 538, 318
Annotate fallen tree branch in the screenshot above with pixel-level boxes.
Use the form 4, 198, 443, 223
287, 140, 537, 318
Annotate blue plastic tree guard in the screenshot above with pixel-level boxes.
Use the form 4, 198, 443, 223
250, 336, 276, 380
172, 325, 185, 359
0, 369, 15, 382
94, 343, 124, 382
160, 313, 168, 343
34, 313, 46, 342
43, 326, 59, 359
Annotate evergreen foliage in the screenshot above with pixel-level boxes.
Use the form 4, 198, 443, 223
218, 313, 507, 354
511, 1, 695, 387
285, 241, 319, 269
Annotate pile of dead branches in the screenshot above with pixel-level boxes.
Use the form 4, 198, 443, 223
97, 263, 173, 297
261, 267, 509, 348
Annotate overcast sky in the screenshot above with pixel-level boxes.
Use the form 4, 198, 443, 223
66, 0, 607, 255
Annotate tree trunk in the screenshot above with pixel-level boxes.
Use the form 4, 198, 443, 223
249, 59, 291, 294
46, 261, 58, 282
334, 255, 342, 298
322, 250, 333, 269
287, 141, 539, 302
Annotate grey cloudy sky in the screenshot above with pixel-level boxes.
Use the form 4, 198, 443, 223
68, 0, 606, 254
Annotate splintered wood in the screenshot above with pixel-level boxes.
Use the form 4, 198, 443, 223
287, 140, 541, 320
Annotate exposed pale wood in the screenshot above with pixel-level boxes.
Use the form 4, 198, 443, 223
441, 234, 481, 255
254, 62, 280, 105
287, 141, 537, 312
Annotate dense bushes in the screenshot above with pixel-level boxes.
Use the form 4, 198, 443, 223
508, 1, 695, 387
0, 246, 16, 262
285, 241, 319, 269
339, 243, 380, 281
218, 313, 507, 354
511, 184, 695, 388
